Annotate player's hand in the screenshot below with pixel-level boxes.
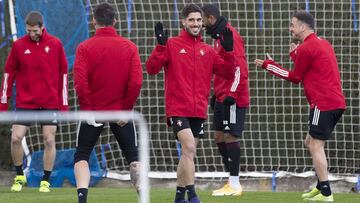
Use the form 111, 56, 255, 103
210, 95, 216, 110
289, 43, 299, 53
220, 28, 233, 51
154, 22, 168, 45
223, 96, 236, 106
86, 116, 103, 127
255, 53, 273, 67
116, 120, 128, 127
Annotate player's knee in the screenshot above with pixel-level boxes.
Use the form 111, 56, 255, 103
43, 136, 55, 148
306, 140, 319, 153
181, 142, 196, 157
11, 133, 23, 145
304, 139, 309, 149
224, 134, 240, 143
215, 131, 224, 143
74, 147, 92, 163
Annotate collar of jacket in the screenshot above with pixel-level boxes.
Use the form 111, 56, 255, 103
303, 32, 317, 42
95, 26, 118, 36
206, 16, 228, 39
26, 28, 50, 43
179, 28, 203, 43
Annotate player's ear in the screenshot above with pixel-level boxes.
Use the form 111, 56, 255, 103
181, 19, 185, 27
92, 18, 96, 27
210, 15, 216, 25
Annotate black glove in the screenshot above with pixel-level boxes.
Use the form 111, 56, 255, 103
210, 95, 216, 110
220, 28, 233, 51
223, 96, 236, 106
154, 22, 168, 45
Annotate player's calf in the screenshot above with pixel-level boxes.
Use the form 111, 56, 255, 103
130, 161, 140, 193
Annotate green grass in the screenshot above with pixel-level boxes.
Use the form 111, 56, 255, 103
0, 187, 359, 203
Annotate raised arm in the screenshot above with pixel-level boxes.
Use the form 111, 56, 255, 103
213, 28, 235, 80
145, 22, 169, 75
255, 49, 311, 84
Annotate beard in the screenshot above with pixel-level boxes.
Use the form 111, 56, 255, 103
185, 26, 201, 37
30, 34, 41, 42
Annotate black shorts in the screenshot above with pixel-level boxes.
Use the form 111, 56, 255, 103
213, 101, 246, 137
13, 108, 59, 126
308, 107, 344, 140
168, 117, 205, 139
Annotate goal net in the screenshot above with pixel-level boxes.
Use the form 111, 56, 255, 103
7, 0, 359, 182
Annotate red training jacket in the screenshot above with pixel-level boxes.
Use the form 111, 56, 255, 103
213, 23, 250, 107
262, 33, 346, 111
73, 27, 142, 110
146, 29, 235, 119
0, 29, 68, 111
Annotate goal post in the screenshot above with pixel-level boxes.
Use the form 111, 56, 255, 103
0, 111, 150, 203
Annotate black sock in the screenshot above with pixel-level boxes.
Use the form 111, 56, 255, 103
15, 165, 24, 175
174, 186, 186, 202
77, 188, 88, 203
226, 142, 240, 176
319, 181, 332, 196
42, 170, 51, 182
216, 142, 229, 171
186, 185, 197, 200
316, 179, 321, 190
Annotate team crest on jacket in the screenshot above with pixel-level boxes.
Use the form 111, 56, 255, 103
200, 49, 205, 56
44, 46, 50, 53
176, 120, 182, 127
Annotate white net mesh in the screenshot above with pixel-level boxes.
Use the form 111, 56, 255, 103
19, 0, 359, 177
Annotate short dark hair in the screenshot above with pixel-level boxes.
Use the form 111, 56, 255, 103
94, 3, 115, 26
181, 4, 203, 19
292, 11, 315, 30
202, 4, 220, 18
25, 11, 44, 27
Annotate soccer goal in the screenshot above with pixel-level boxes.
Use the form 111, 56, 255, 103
0, 111, 150, 203
5, 0, 359, 189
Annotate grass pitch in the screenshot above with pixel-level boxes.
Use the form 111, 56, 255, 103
0, 187, 359, 203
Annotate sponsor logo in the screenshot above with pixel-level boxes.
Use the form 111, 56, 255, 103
200, 49, 205, 56
179, 48, 187, 54
24, 49, 31, 54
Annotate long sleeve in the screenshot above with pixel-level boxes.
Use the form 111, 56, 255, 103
227, 66, 241, 99
124, 47, 143, 110
73, 44, 92, 110
58, 43, 68, 111
212, 49, 235, 80
262, 48, 311, 84
145, 44, 168, 75
0, 44, 19, 111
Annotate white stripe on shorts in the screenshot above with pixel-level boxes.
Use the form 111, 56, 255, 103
230, 104, 236, 124
75, 120, 81, 147
312, 106, 320, 126
132, 121, 138, 147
